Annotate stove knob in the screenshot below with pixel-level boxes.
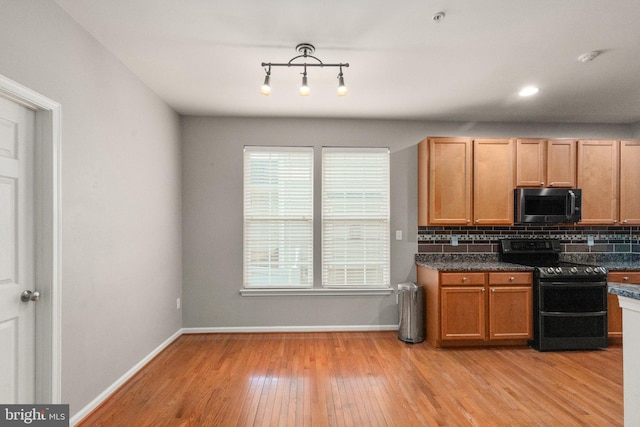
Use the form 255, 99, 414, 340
555, 267, 562, 274
585, 267, 593, 274
570, 267, 578, 274
547, 267, 555, 274
598, 266, 607, 274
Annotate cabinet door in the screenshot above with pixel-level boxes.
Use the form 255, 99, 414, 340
441, 286, 486, 340
620, 140, 640, 225
547, 139, 576, 188
489, 286, 533, 339
516, 139, 545, 187
428, 138, 473, 225
607, 272, 640, 338
473, 138, 515, 225
577, 140, 619, 225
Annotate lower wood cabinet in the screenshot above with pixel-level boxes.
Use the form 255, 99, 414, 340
489, 285, 533, 339
418, 267, 533, 347
607, 271, 640, 341
441, 286, 486, 340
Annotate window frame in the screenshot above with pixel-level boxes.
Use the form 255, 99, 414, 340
240, 145, 393, 297
321, 147, 391, 289
242, 146, 314, 289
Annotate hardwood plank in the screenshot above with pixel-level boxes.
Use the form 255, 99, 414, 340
77, 332, 623, 426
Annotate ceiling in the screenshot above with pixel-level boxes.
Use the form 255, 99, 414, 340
54, 0, 640, 124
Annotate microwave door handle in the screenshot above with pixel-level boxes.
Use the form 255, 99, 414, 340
567, 190, 576, 219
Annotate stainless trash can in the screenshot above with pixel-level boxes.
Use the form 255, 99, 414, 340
397, 282, 425, 343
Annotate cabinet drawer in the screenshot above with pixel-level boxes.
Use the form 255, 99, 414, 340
608, 272, 640, 284
440, 272, 485, 285
489, 272, 532, 285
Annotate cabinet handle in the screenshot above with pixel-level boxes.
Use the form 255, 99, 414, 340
540, 182, 544, 186
475, 220, 480, 224
623, 219, 628, 224
462, 277, 467, 282
549, 183, 554, 187
466, 219, 471, 224
624, 277, 629, 281
510, 276, 515, 281
491, 288, 496, 293
613, 220, 618, 223
482, 288, 485, 293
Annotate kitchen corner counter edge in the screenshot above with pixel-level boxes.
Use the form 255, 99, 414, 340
608, 282, 640, 301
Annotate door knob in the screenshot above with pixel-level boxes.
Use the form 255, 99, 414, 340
20, 290, 40, 302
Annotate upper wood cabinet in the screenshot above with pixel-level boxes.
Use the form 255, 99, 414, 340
547, 139, 577, 187
619, 140, 640, 225
515, 138, 545, 187
423, 137, 473, 226
418, 137, 514, 226
419, 136, 636, 227
473, 139, 515, 225
577, 140, 619, 225
516, 139, 576, 187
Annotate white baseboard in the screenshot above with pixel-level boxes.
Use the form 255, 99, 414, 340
183, 325, 399, 334
69, 329, 183, 426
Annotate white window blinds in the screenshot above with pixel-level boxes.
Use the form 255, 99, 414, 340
322, 147, 390, 288
243, 146, 313, 288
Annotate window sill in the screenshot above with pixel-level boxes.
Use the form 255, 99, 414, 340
239, 287, 394, 297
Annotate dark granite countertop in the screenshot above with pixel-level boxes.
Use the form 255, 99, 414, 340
415, 252, 640, 272
608, 283, 640, 300
561, 253, 640, 272
415, 254, 534, 272
597, 262, 640, 272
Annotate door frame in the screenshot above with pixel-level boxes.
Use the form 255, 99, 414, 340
0, 74, 62, 403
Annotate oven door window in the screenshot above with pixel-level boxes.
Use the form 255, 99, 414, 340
539, 283, 606, 313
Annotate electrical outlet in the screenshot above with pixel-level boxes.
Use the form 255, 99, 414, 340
587, 235, 594, 246
451, 235, 459, 246
395, 230, 402, 240
176, 298, 181, 310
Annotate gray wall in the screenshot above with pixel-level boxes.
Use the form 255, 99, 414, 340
0, 0, 182, 417
632, 121, 640, 138
181, 117, 632, 329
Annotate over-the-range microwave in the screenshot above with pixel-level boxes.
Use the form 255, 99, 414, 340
514, 188, 582, 224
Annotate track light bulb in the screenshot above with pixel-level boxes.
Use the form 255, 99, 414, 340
260, 74, 271, 96
300, 74, 310, 96
337, 74, 347, 96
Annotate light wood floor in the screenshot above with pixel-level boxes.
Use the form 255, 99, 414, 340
78, 332, 623, 426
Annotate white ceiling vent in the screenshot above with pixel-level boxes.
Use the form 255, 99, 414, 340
432, 12, 446, 23
578, 51, 600, 63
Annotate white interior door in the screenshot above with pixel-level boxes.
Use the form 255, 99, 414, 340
0, 95, 36, 403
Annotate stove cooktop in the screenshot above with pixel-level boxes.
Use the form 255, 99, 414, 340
499, 238, 607, 279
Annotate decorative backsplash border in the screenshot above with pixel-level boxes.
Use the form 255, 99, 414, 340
418, 225, 640, 254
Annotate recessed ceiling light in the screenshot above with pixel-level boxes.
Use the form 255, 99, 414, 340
519, 86, 539, 97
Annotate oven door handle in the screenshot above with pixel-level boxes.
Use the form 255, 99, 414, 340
539, 281, 607, 287
541, 311, 607, 317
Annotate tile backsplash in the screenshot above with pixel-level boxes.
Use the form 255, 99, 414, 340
418, 225, 640, 254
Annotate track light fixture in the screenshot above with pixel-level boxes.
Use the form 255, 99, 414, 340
260, 65, 271, 96
260, 43, 349, 96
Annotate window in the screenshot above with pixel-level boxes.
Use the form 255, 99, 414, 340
243, 146, 313, 288
322, 147, 390, 288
